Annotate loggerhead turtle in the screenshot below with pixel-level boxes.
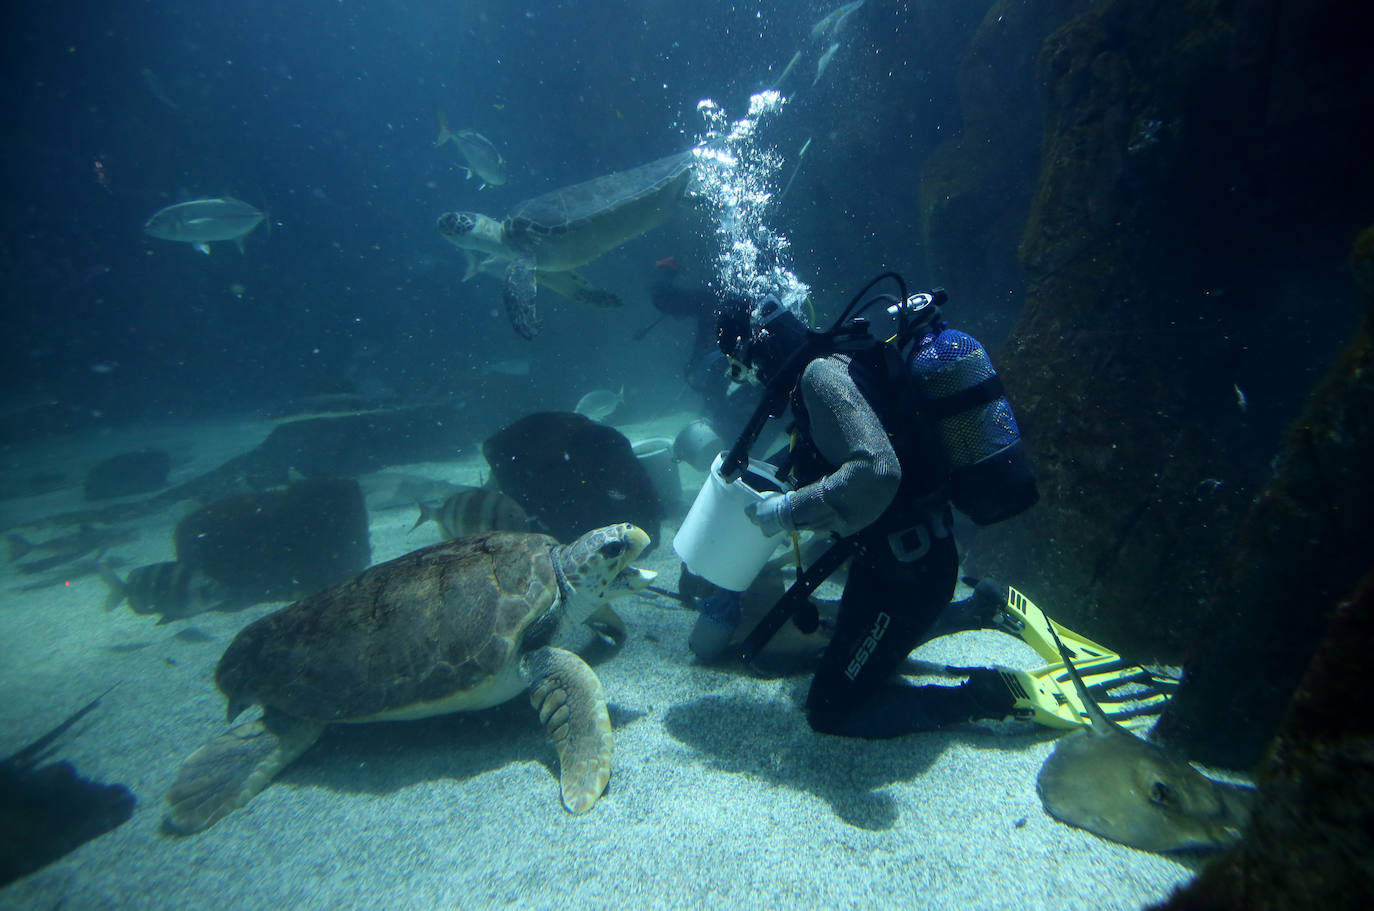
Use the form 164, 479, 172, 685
436, 150, 697, 339
162, 523, 656, 834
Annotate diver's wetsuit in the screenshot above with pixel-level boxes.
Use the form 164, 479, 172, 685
784, 354, 1007, 738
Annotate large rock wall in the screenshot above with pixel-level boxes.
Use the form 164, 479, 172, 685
959, 0, 1374, 675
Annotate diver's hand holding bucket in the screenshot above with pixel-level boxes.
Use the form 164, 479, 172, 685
744, 492, 794, 538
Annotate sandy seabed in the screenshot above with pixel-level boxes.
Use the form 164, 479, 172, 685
0, 412, 1200, 910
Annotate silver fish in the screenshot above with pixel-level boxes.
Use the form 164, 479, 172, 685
410, 488, 530, 540
574, 387, 624, 422
481, 357, 533, 377
144, 197, 266, 255
814, 42, 840, 86
434, 109, 508, 189
810, 0, 864, 42
774, 50, 803, 89
101, 561, 232, 623
10, 555, 129, 592
140, 66, 180, 113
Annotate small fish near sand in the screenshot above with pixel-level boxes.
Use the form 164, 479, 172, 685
1035, 623, 1254, 853
410, 488, 531, 540
574, 387, 624, 423
10, 555, 129, 593
143, 197, 266, 255
7, 525, 137, 574
101, 561, 234, 624
434, 109, 508, 189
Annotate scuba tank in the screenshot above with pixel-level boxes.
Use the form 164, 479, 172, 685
905, 323, 1038, 525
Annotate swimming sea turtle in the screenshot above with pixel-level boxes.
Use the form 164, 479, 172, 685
162, 523, 657, 834
437, 150, 697, 339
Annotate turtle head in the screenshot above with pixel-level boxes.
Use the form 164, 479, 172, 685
436, 211, 478, 238
436, 210, 506, 255
555, 523, 657, 619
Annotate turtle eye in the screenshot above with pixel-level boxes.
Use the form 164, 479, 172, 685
600, 540, 625, 558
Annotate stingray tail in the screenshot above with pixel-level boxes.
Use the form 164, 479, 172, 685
1046, 620, 1117, 733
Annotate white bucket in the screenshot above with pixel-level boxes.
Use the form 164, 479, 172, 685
673, 452, 790, 591
632, 437, 681, 510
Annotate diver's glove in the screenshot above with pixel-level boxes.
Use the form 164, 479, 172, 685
745, 491, 795, 537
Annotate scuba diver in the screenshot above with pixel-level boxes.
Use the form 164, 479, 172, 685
694, 278, 1039, 738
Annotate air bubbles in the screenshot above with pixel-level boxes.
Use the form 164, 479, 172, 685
690, 92, 810, 318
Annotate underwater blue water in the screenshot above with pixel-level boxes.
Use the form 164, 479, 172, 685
8, 2, 1370, 904
4, 0, 933, 426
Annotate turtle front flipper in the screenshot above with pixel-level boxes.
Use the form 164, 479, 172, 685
162, 711, 325, 835
521, 646, 612, 814
503, 260, 541, 339
537, 269, 623, 310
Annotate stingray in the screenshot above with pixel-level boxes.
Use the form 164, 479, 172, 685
1, 689, 135, 886
482, 412, 662, 546
1036, 624, 1255, 853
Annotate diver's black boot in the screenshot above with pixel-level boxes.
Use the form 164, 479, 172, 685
812, 674, 1016, 738
919, 577, 1005, 644
957, 668, 1017, 721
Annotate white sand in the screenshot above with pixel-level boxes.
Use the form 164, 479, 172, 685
0, 413, 1199, 910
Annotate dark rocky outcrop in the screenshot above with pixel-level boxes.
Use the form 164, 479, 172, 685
1148, 571, 1374, 910
82, 449, 171, 500
173, 478, 371, 604
919, 0, 1085, 344
483, 412, 662, 546
32, 404, 469, 529
960, 0, 1374, 675
1151, 225, 1374, 768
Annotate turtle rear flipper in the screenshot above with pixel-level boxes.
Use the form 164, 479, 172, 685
162, 712, 325, 835
522, 646, 612, 814
503, 260, 541, 339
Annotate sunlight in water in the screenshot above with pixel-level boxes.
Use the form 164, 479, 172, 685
690, 91, 810, 319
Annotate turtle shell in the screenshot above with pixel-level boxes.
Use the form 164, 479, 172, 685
215, 531, 562, 722
502, 151, 695, 270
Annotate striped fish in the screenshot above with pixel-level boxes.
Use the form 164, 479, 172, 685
410, 488, 530, 540
101, 561, 231, 623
